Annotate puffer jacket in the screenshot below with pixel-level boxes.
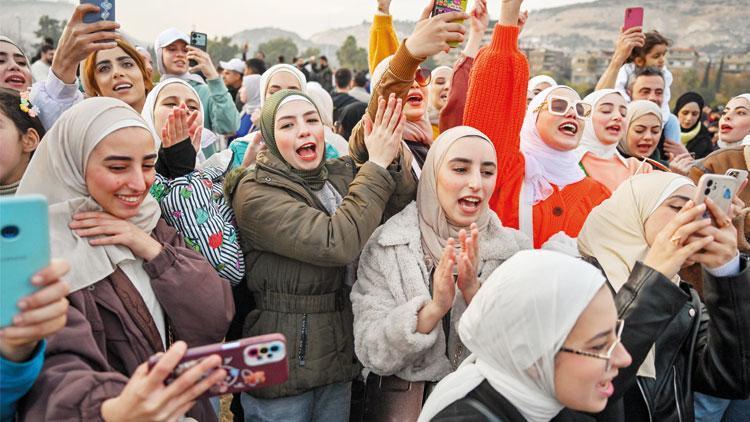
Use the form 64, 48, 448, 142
557, 259, 750, 422
230, 150, 415, 399
351, 202, 531, 382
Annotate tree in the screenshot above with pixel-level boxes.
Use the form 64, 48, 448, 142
300, 47, 321, 61
336, 36, 368, 71
207, 36, 241, 64
34, 15, 66, 48
256, 38, 299, 65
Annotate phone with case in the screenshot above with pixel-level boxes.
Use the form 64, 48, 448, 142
623, 7, 644, 30
0, 196, 50, 328
431, 0, 468, 47
80, 0, 116, 24
149, 333, 288, 397
189, 31, 208, 69
725, 168, 748, 187
694, 174, 738, 223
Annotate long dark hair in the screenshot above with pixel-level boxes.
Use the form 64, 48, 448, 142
0, 88, 45, 138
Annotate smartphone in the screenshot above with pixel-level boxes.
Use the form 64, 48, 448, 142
431, 0, 468, 47
189, 31, 208, 69
725, 168, 749, 187
80, 0, 116, 24
149, 333, 288, 397
623, 7, 644, 30
694, 174, 738, 223
0, 196, 50, 328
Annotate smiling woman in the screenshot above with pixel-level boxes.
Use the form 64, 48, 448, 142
0, 36, 32, 92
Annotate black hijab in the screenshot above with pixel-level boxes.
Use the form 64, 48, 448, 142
673, 92, 715, 158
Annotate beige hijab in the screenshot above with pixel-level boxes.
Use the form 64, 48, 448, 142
417, 126, 494, 265
17, 97, 161, 293
619, 100, 663, 157
578, 172, 694, 378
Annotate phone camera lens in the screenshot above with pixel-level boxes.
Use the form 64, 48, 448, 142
1, 225, 19, 239
270, 345, 279, 352
707, 180, 714, 187
705, 188, 711, 195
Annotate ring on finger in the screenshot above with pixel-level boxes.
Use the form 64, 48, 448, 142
670, 234, 682, 246
717, 217, 732, 228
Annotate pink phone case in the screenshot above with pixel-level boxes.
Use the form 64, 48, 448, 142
624, 7, 644, 30
150, 333, 288, 397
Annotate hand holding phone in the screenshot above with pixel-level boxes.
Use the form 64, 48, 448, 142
432, 0, 469, 47
80, 0, 116, 24
694, 174, 738, 225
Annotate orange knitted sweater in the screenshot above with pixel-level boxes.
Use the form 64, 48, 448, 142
463, 25, 610, 248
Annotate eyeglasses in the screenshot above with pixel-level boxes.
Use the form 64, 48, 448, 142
560, 319, 625, 372
415, 67, 431, 88
535, 95, 592, 119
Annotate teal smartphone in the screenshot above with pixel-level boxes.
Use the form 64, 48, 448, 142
0, 195, 50, 327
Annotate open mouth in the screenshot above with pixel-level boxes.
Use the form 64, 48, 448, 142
596, 380, 614, 398
4, 74, 27, 88
720, 124, 734, 133
440, 93, 448, 101
115, 193, 142, 207
558, 121, 579, 136
296, 142, 318, 162
458, 196, 482, 213
406, 91, 424, 106
605, 124, 621, 136
112, 82, 133, 92
636, 142, 654, 154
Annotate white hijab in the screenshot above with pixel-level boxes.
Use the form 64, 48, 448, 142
141, 78, 216, 162
719, 94, 750, 148
259, 64, 308, 106
241, 74, 262, 115
17, 98, 161, 293
154, 28, 205, 85
527, 75, 558, 101
576, 89, 629, 162
521, 85, 586, 204
419, 250, 606, 422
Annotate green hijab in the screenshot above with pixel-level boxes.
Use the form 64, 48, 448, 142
260, 89, 329, 191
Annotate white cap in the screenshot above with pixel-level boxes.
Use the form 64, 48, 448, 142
156, 28, 189, 48
219, 58, 245, 74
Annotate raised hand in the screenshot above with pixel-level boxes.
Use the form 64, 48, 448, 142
643, 200, 714, 279
53, 4, 122, 84
405, 2, 468, 57
363, 94, 405, 168
469, 0, 490, 35
667, 152, 694, 176
417, 239, 457, 334
186, 46, 219, 81
0, 260, 69, 363
613, 26, 646, 66
377, 0, 392, 14
690, 197, 739, 270
500, 0, 525, 26
161, 104, 202, 152
101, 341, 226, 422
70, 211, 163, 261
456, 224, 480, 304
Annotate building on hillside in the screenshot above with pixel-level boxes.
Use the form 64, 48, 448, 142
669, 47, 700, 70
724, 52, 750, 73
570, 50, 611, 86
522, 47, 571, 81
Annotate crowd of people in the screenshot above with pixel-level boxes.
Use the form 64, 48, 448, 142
1, 0, 750, 421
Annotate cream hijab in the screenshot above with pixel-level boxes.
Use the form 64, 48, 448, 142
417, 126, 494, 265
419, 250, 605, 422
619, 100, 663, 157
576, 89, 629, 162
17, 97, 161, 293
578, 172, 694, 378
259, 64, 308, 107
527, 75, 557, 102
719, 94, 750, 148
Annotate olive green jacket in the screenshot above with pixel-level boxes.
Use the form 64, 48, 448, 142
231, 150, 415, 398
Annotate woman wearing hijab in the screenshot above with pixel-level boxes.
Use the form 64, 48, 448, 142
234, 74, 262, 139
349, 5, 468, 177
419, 250, 632, 422
577, 89, 652, 193
227, 90, 415, 421
462, 0, 608, 248
154, 28, 239, 136
351, 126, 531, 420
527, 75, 557, 104
577, 172, 750, 421
617, 100, 670, 170
306, 81, 350, 157
0, 36, 32, 92
141, 78, 245, 286
427, 65, 452, 138
674, 92, 714, 159
15, 97, 234, 421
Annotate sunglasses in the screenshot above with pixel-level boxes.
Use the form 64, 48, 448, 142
560, 319, 625, 372
415, 67, 431, 88
536, 95, 592, 119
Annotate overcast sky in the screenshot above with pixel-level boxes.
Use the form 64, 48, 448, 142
109, 0, 589, 41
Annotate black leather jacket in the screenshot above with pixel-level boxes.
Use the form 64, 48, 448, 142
558, 259, 750, 422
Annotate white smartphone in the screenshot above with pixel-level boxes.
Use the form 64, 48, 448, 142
694, 174, 738, 223
725, 168, 748, 187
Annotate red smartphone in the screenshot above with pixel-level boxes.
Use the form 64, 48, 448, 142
624, 7, 644, 30
149, 333, 288, 397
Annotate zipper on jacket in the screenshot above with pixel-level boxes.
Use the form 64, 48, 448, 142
298, 313, 308, 367
636, 378, 654, 422
673, 366, 683, 422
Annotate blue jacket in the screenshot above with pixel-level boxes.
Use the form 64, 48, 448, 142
1, 341, 45, 421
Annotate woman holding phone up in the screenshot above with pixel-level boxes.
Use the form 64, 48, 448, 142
15, 98, 234, 421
